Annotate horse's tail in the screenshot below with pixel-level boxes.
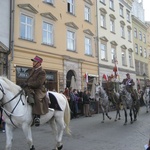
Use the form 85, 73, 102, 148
64, 97, 71, 135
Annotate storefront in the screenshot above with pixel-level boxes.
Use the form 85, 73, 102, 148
16, 66, 58, 91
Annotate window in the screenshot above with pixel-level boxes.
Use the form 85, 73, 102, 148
67, 0, 75, 14
67, 30, 75, 51
85, 6, 91, 22
122, 50, 126, 66
101, 14, 106, 28
20, 14, 33, 40
42, 22, 54, 45
129, 52, 133, 67
111, 47, 116, 63
109, 0, 114, 10
44, 0, 54, 4
85, 37, 92, 55
139, 31, 142, 41
140, 46, 143, 56
127, 29, 131, 41
144, 48, 147, 58
100, 43, 107, 60
135, 43, 138, 54
120, 24, 125, 38
126, 10, 130, 22
110, 19, 115, 32
119, 4, 124, 17
134, 28, 137, 38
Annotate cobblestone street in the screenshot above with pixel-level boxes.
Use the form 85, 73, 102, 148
0, 106, 150, 150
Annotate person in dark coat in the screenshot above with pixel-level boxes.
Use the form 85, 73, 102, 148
83, 90, 91, 117
22, 55, 49, 126
121, 73, 138, 101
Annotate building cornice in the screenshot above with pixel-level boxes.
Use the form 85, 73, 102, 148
132, 15, 148, 30
83, 0, 93, 5
0, 41, 9, 53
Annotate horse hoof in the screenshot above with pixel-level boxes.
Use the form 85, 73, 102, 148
101, 121, 104, 123
130, 121, 133, 124
30, 145, 35, 150
109, 117, 112, 120
118, 118, 121, 120
57, 145, 63, 150
124, 123, 127, 125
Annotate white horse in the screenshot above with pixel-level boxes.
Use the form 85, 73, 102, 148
95, 85, 111, 123
0, 76, 71, 150
119, 84, 139, 125
143, 87, 150, 113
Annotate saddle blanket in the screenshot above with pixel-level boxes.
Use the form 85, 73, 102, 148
48, 91, 62, 111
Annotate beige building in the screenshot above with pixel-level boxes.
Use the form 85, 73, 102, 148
97, 0, 135, 86
132, 16, 148, 88
10, 0, 98, 91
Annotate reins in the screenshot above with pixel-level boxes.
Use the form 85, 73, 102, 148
0, 85, 28, 128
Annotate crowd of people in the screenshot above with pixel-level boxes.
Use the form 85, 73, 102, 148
63, 87, 93, 119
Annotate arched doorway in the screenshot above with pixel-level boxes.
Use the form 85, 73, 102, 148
66, 70, 75, 88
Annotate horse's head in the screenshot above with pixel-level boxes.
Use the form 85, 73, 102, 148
0, 76, 22, 105
95, 85, 106, 100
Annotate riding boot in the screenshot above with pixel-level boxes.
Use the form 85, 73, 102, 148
34, 115, 40, 127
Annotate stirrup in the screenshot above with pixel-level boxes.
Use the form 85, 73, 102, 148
34, 118, 40, 127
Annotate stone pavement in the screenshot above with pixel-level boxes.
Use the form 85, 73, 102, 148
0, 106, 150, 150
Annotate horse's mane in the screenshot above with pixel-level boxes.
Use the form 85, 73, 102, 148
0, 76, 21, 95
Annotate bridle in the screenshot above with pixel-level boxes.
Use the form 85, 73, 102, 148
0, 83, 27, 127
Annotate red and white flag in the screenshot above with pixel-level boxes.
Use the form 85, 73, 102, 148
84, 72, 88, 83
103, 74, 108, 81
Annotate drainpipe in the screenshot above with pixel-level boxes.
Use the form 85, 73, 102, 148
8, 0, 15, 79
96, 0, 100, 83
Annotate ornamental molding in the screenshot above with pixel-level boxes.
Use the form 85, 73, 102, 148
65, 22, 79, 30
84, 0, 93, 5
18, 4, 38, 14
83, 29, 94, 36
40, 12, 57, 21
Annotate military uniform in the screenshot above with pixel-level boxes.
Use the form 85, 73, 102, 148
122, 77, 138, 101
106, 80, 117, 104
26, 67, 49, 115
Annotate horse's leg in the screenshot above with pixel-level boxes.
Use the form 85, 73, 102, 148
100, 106, 105, 123
5, 123, 14, 150
55, 114, 65, 150
129, 108, 133, 124
115, 105, 121, 121
105, 106, 111, 120
50, 117, 59, 150
22, 123, 35, 150
123, 108, 127, 125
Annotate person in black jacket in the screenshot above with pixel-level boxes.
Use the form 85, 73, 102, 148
83, 90, 91, 117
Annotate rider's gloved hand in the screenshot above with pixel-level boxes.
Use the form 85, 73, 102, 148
21, 82, 28, 88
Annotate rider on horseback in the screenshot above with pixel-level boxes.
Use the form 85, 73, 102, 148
121, 73, 138, 102
22, 56, 49, 126
106, 76, 117, 105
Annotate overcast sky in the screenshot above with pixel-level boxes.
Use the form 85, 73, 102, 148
143, 0, 150, 21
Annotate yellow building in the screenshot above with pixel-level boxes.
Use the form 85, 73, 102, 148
10, 0, 98, 91
132, 16, 148, 89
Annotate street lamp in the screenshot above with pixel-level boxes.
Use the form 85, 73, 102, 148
143, 73, 147, 87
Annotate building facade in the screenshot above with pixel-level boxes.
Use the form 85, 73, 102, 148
0, 0, 11, 76
10, 0, 98, 92
97, 0, 135, 88
132, 0, 149, 89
